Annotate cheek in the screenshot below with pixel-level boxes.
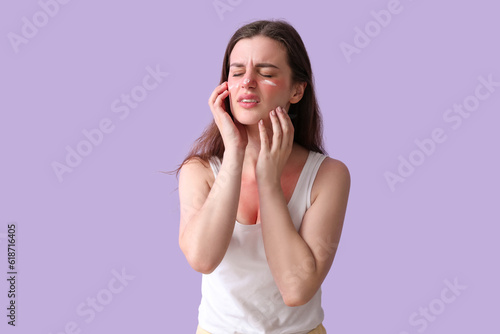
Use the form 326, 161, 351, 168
260, 79, 287, 101
260, 79, 278, 87
227, 78, 239, 105
227, 77, 241, 91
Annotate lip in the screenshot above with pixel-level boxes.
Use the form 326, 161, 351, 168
237, 94, 260, 109
237, 94, 260, 102
238, 101, 259, 108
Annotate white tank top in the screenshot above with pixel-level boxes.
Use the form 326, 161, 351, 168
198, 150, 328, 334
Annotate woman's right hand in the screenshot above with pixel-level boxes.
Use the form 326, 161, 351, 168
208, 81, 248, 152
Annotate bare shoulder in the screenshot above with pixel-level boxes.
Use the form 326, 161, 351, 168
311, 156, 351, 205
178, 156, 216, 231
179, 156, 215, 190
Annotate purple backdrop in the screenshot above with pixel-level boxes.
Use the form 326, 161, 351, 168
1, 0, 499, 333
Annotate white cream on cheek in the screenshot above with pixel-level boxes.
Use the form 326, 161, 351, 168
228, 77, 242, 91
228, 78, 246, 90
228, 78, 277, 90
261, 79, 277, 87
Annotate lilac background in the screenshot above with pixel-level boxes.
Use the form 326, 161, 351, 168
1, 0, 499, 333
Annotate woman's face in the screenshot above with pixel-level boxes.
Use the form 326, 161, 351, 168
227, 35, 303, 124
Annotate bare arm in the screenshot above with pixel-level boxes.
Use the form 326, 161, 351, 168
178, 149, 244, 274
255, 105, 350, 307
259, 158, 350, 306
179, 81, 248, 274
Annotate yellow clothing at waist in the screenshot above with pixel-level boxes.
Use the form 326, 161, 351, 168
196, 322, 327, 334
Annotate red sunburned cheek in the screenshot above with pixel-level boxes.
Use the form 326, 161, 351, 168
260, 79, 277, 87
227, 76, 242, 91
228, 83, 235, 91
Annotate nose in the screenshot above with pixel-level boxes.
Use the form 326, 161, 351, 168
240, 72, 256, 89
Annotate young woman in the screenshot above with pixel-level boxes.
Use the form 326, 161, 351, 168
176, 19, 350, 334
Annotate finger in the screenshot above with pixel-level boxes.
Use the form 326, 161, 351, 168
211, 82, 228, 105
208, 82, 228, 105
214, 89, 229, 108
212, 89, 229, 114
277, 106, 294, 150
258, 119, 269, 153
269, 108, 282, 153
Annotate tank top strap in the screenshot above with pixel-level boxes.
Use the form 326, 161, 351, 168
304, 152, 328, 210
207, 152, 326, 211
208, 156, 221, 178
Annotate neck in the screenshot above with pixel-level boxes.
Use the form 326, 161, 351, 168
240, 122, 296, 179
241, 123, 262, 179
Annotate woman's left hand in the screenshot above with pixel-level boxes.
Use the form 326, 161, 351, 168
256, 106, 295, 188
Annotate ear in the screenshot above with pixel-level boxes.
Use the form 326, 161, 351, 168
289, 81, 307, 104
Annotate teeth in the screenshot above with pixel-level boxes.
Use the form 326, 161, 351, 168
241, 99, 258, 103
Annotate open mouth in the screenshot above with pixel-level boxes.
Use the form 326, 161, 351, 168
237, 94, 260, 108
238, 100, 259, 108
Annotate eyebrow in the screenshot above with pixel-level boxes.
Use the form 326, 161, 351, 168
229, 62, 280, 69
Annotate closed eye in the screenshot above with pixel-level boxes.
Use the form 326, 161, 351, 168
231, 73, 272, 77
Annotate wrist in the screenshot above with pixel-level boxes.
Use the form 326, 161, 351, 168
222, 149, 245, 175
223, 148, 245, 161
257, 178, 281, 194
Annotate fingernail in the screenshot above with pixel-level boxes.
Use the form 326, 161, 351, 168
271, 110, 276, 116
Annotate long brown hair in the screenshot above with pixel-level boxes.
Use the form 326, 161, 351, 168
166, 19, 326, 177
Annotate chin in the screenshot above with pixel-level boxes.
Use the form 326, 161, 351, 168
232, 113, 260, 125
231, 107, 266, 124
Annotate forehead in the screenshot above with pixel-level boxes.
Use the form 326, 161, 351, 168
229, 35, 287, 65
